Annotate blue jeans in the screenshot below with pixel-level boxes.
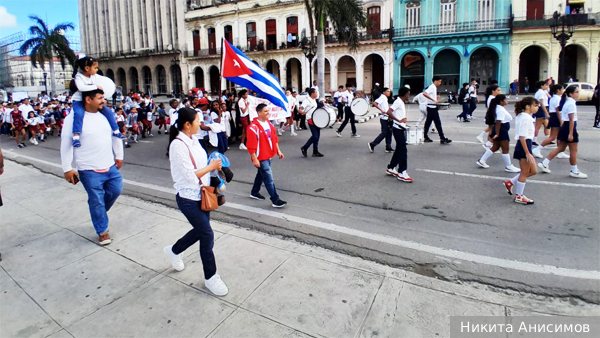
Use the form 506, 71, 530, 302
370, 119, 393, 149
172, 194, 216, 280
72, 100, 120, 135
458, 103, 469, 120
78, 165, 123, 235
468, 97, 477, 117
217, 132, 228, 154
302, 123, 320, 152
251, 159, 280, 202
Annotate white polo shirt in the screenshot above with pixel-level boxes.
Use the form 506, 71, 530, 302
514, 113, 535, 140
342, 90, 354, 107
561, 97, 577, 122
424, 84, 437, 108
389, 97, 406, 129
534, 89, 548, 107
375, 94, 390, 120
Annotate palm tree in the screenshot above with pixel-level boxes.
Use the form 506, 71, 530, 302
304, 0, 368, 98
19, 15, 76, 94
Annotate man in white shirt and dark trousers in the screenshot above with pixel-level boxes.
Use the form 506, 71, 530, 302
368, 87, 394, 153
61, 89, 124, 246
333, 86, 344, 122
468, 80, 478, 119
336, 83, 360, 138
386, 87, 413, 182
423, 76, 452, 144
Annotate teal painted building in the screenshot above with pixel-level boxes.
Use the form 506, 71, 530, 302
392, 0, 512, 94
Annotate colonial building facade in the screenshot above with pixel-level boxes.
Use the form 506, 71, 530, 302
511, 0, 599, 88
184, 0, 394, 95
78, 0, 188, 96
392, 0, 512, 94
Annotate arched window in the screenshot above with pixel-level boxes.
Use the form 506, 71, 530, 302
224, 25, 233, 44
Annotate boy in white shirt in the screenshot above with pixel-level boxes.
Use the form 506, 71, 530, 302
335, 83, 359, 138
368, 88, 394, 153
422, 76, 452, 144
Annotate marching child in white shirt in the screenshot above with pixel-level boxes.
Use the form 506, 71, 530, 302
26, 111, 39, 145
69, 55, 124, 148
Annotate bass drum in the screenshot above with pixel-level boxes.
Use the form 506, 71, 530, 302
350, 98, 369, 116
95, 75, 116, 98
312, 107, 337, 129
406, 126, 424, 145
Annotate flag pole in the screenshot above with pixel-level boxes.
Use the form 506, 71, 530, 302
218, 38, 224, 101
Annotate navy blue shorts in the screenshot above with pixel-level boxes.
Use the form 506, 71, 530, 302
557, 121, 579, 143
534, 109, 546, 119
548, 113, 561, 128
490, 123, 510, 141
513, 139, 532, 160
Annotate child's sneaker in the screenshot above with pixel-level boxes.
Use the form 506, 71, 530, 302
72, 138, 81, 147
113, 132, 126, 139
514, 194, 534, 205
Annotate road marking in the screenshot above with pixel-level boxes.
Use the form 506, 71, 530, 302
416, 168, 600, 189
5, 151, 600, 280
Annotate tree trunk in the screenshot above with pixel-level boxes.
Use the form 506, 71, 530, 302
48, 58, 57, 94
316, 31, 325, 99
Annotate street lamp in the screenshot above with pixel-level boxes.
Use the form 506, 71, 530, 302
550, 11, 575, 84
300, 36, 316, 86
43, 71, 48, 93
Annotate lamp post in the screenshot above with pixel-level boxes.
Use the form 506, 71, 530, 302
550, 11, 575, 84
300, 36, 316, 87
43, 71, 48, 93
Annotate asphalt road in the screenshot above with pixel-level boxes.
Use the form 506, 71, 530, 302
2, 103, 599, 302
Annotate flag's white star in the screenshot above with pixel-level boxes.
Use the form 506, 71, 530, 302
233, 59, 240, 68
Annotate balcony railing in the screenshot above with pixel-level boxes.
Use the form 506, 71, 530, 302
513, 13, 596, 28
94, 46, 180, 60
393, 19, 510, 39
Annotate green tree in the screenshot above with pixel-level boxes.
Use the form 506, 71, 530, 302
304, 0, 368, 97
19, 15, 76, 94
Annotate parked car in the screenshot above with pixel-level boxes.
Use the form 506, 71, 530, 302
565, 82, 595, 102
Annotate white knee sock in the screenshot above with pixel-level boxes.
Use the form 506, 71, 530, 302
516, 181, 526, 195
542, 158, 550, 166
485, 140, 493, 147
290, 124, 295, 133
481, 149, 494, 162
571, 165, 578, 172
502, 154, 511, 167
510, 174, 519, 186
536, 145, 544, 150
478, 131, 487, 139
533, 136, 537, 142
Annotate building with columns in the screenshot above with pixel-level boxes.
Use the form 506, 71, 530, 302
78, 0, 188, 96
511, 0, 599, 90
185, 0, 394, 95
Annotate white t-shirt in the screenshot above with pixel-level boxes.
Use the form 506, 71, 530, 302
514, 113, 535, 140
389, 97, 406, 129
301, 97, 318, 120
221, 110, 231, 136
561, 97, 577, 122
495, 106, 512, 123
425, 84, 437, 108
210, 112, 220, 124
286, 95, 295, 113
549, 95, 561, 113
375, 94, 390, 120
238, 98, 249, 117
333, 91, 343, 104
19, 104, 34, 120
468, 85, 477, 98
169, 107, 178, 126
258, 120, 273, 148
342, 90, 354, 106
311, 86, 320, 99
412, 93, 428, 105
534, 89, 548, 107
2, 108, 13, 123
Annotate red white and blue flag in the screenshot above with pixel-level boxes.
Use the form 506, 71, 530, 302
221, 39, 288, 110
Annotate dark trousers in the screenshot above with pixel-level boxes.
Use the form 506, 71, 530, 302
217, 132, 228, 154
172, 194, 217, 280
299, 114, 307, 130
594, 103, 600, 127
468, 97, 477, 116
302, 123, 320, 152
424, 107, 445, 139
388, 128, 408, 173
337, 106, 356, 135
370, 119, 393, 149
458, 103, 469, 120
336, 103, 344, 120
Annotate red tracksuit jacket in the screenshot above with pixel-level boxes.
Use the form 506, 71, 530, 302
246, 119, 279, 161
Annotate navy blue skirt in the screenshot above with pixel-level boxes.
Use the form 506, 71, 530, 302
514, 139, 532, 160
490, 123, 510, 141
557, 121, 579, 143
534, 109, 546, 119
548, 113, 561, 128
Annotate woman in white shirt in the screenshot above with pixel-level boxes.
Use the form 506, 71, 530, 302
533, 84, 569, 159
163, 107, 229, 296
533, 81, 550, 145
502, 97, 539, 205
538, 86, 587, 179
476, 95, 520, 173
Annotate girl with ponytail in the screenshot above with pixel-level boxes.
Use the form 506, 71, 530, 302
502, 97, 539, 205
70, 54, 124, 148
532, 80, 550, 145
164, 107, 229, 296
476, 85, 501, 147
476, 95, 520, 172
537, 86, 587, 179
532, 84, 569, 159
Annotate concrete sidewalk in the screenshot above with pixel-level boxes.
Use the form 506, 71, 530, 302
0, 160, 596, 338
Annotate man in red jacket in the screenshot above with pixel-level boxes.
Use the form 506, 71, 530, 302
247, 103, 287, 208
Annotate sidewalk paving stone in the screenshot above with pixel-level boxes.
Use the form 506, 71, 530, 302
0, 203, 63, 251
209, 309, 312, 338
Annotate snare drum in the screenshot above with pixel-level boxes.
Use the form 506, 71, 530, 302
312, 107, 337, 129
350, 98, 369, 116
406, 126, 424, 145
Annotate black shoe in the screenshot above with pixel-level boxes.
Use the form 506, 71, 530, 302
20, 142, 26, 147
165, 131, 169, 135
300, 147, 307, 158
312, 151, 324, 157
125, 144, 131, 148
549, 141, 555, 145
463, 119, 470, 122
532, 142, 539, 146
441, 138, 452, 144
385, 148, 394, 153
17, 143, 24, 148
424, 138, 433, 143
165, 152, 169, 157
272, 199, 287, 208
40, 138, 45, 142
158, 130, 161, 134
250, 193, 266, 201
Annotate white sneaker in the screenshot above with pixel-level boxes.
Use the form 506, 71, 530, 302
476, 135, 484, 144
34, 138, 39, 145
290, 132, 298, 136
556, 152, 570, 159
205, 274, 228, 296
385, 167, 399, 177
532, 147, 543, 159
163, 245, 184, 271
277, 130, 282, 136
537, 162, 551, 173
149, 133, 154, 137
30, 138, 36, 144
397, 172, 413, 183
335, 131, 342, 137
476, 160, 489, 169
505, 165, 521, 173
569, 171, 588, 179
351, 134, 361, 138
239, 143, 247, 150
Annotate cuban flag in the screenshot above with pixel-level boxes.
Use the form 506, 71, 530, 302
221, 39, 288, 110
